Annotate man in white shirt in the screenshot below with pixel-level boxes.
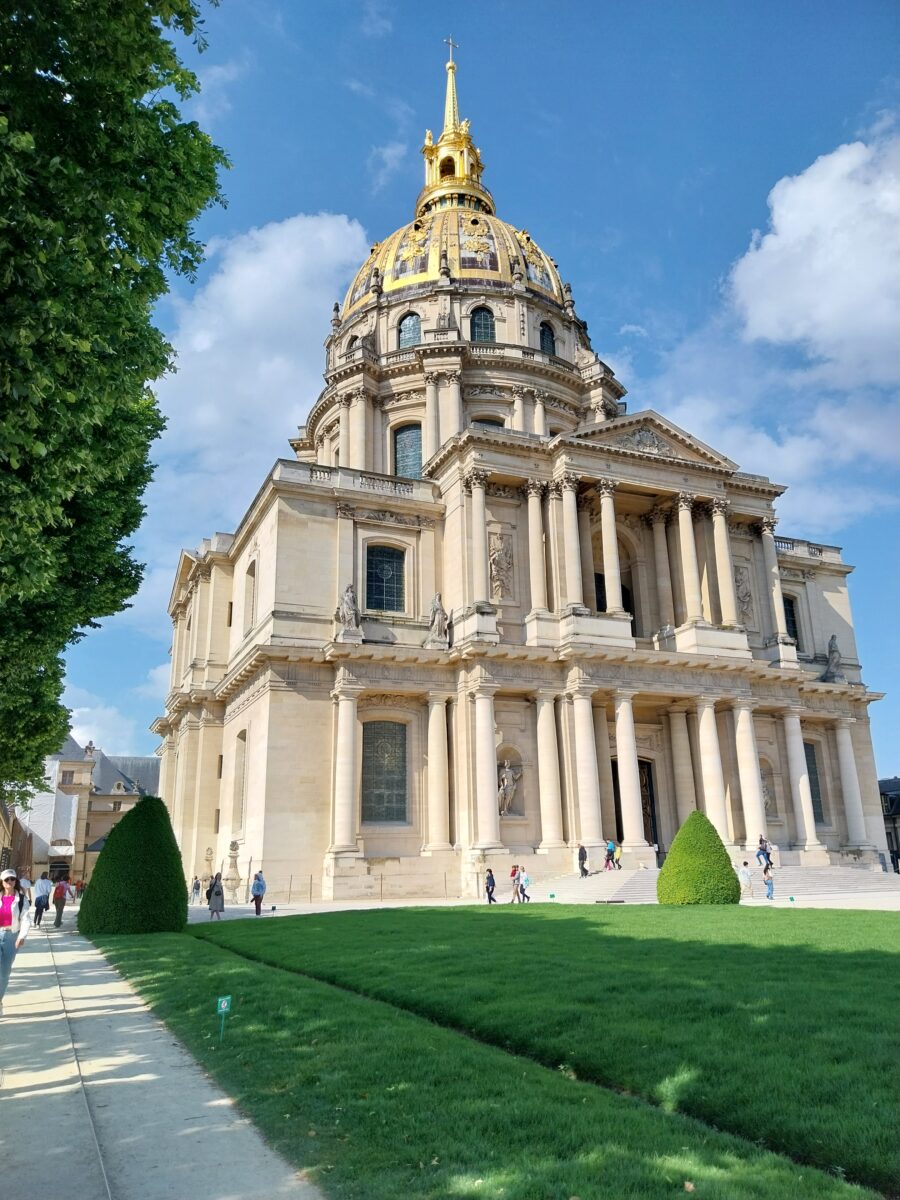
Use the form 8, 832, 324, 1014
737, 861, 753, 898
32, 873, 53, 927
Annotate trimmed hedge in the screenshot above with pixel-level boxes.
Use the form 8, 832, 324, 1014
78, 796, 187, 934
657, 810, 740, 905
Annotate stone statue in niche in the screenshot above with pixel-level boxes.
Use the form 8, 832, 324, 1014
734, 565, 754, 626
334, 583, 363, 644
488, 532, 514, 600
497, 759, 523, 816
819, 633, 845, 682
424, 592, 450, 649
760, 773, 776, 815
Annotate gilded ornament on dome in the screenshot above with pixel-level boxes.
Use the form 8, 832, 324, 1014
458, 214, 498, 270
394, 220, 433, 278
513, 229, 553, 290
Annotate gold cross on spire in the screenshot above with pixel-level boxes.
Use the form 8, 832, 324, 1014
444, 36, 458, 64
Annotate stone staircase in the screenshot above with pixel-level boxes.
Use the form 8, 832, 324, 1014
529, 863, 900, 907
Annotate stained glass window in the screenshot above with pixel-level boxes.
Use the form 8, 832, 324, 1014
398, 312, 421, 348
366, 545, 405, 612
362, 721, 408, 822
393, 423, 422, 479
539, 322, 556, 355
804, 741, 825, 823
470, 306, 495, 342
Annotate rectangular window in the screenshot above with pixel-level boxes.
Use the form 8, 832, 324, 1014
217, 754, 223, 779
393, 424, 422, 479
227, 601, 233, 627
214, 808, 220, 834
84, 823, 90, 836
61, 770, 74, 785
804, 742, 825, 823
361, 721, 408, 823
366, 545, 405, 612
112, 801, 122, 812
783, 596, 800, 645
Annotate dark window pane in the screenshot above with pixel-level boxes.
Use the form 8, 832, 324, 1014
804, 741, 825, 823
539, 323, 556, 355
471, 306, 495, 342
362, 721, 408, 822
366, 545, 405, 612
783, 597, 799, 644
398, 313, 421, 349
593, 573, 607, 612
394, 424, 422, 479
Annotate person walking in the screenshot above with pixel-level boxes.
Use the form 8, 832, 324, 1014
509, 864, 521, 903
52, 876, 73, 928
18, 871, 33, 903
32, 872, 52, 927
737, 861, 753, 899
755, 836, 771, 867
519, 870, 531, 903
577, 844, 588, 878
763, 862, 775, 901
207, 872, 225, 920
604, 838, 616, 871
190, 877, 201, 905
485, 868, 497, 903
250, 871, 266, 916
1, 868, 32, 1015
614, 842, 623, 870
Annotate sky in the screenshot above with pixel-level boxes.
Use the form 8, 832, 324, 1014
62, 0, 900, 774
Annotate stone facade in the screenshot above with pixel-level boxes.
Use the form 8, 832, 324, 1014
155, 59, 889, 899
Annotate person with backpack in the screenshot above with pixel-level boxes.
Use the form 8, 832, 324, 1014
577, 844, 588, 878
1, 868, 32, 1014
32, 872, 53, 927
207, 872, 225, 920
52, 876, 73, 928
190, 876, 201, 905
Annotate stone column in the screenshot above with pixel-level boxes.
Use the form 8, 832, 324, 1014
468, 469, 490, 605
338, 395, 351, 467
696, 697, 729, 842
561, 473, 584, 607
759, 517, 789, 640
511, 385, 526, 432
677, 492, 704, 623
425, 694, 451, 850
571, 688, 603, 845
712, 498, 739, 626
349, 387, 368, 470
424, 372, 440, 462
371, 398, 383, 475
447, 370, 463, 438
533, 389, 547, 436
834, 718, 871, 847
598, 478, 624, 612
782, 708, 822, 849
668, 704, 696, 827
331, 685, 360, 850
648, 506, 675, 629
473, 686, 501, 849
577, 495, 596, 610
535, 690, 564, 847
593, 701, 617, 839
315, 435, 325, 465
614, 691, 647, 846
732, 700, 767, 847
526, 481, 548, 612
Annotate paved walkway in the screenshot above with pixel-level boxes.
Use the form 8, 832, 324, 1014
0, 922, 321, 1199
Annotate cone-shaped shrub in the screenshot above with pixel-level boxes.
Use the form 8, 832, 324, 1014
657, 809, 740, 905
78, 796, 187, 934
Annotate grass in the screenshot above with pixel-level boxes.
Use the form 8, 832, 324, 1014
194, 905, 900, 1195
99, 930, 881, 1200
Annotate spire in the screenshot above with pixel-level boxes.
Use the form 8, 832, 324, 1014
442, 36, 460, 134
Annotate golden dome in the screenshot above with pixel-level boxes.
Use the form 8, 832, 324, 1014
341, 50, 565, 318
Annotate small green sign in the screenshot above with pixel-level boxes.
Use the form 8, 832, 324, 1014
217, 994, 232, 1014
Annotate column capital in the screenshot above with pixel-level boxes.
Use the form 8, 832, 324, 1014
576, 491, 595, 512
834, 715, 856, 728
695, 694, 719, 711
533, 686, 561, 703
645, 504, 671, 527
335, 502, 355, 520
339, 394, 353, 409
598, 477, 618, 498
426, 691, 453, 705
446, 369, 461, 385
532, 388, 548, 402
559, 471, 580, 493
511, 384, 526, 398
566, 683, 597, 701
711, 496, 730, 517
467, 681, 498, 700
781, 704, 805, 720
730, 696, 758, 713
676, 491, 696, 511
424, 371, 440, 385
525, 478, 546, 498
463, 468, 490, 493
668, 700, 692, 714
546, 479, 563, 498
614, 687, 639, 703
331, 682, 364, 701
758, 515, 778, 535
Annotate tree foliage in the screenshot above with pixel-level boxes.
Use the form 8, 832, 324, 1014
657, 810, 741, 905
78, 795, 187, 934
0, 2, 227, 803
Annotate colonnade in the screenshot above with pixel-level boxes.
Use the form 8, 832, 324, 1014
328, 680, 873, 856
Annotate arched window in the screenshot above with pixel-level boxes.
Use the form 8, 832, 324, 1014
243, 561, 256, 635
346, 335, 358, 353
397, 312, 421, 349
473, 417, 504, 430
361, 721, 408, 822
783, 596, 800, 646
439, 155, 455, 178
366, 545, 405, 612
393, 423, 422, 479
539, 322, 556, 355
470, 306, 495, 343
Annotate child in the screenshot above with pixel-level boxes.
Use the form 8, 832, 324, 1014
763, 863, 774, 901
519, 871, 531, 903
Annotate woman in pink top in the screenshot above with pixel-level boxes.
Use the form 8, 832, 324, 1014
0, 868, 32, 1016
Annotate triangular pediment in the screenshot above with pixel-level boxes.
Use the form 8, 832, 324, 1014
567, 410, 738, 470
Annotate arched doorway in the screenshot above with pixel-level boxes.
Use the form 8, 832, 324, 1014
610, 759, 659, 855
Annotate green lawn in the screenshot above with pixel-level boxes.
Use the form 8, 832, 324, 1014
195, 906, 900, 1195
100, 930, 879, 1200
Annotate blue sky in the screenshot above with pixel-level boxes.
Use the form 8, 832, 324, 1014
63, 0, 900, 773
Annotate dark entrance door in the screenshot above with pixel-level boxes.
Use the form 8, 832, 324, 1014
611, 759, 659, 852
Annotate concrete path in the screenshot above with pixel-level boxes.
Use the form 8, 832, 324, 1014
0, 923, 321, 1200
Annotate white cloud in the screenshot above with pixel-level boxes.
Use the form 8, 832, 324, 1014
618, 323, 648, 338
133, 663, 172, 701
190, 57, 251, 128
368, 140, 407, 192
360, 0, 393, 37
121, 212, 369, 638
730, 133, 900, 388
64, 686, 139, 757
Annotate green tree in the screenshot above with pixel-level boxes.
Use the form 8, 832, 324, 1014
657, 810, 741, 905
0, 2, 227, 804
78, 795, 187, 934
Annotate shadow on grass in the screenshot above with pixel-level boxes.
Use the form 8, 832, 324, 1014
99, 932, 881, 1200
195, 906, 900, 1195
